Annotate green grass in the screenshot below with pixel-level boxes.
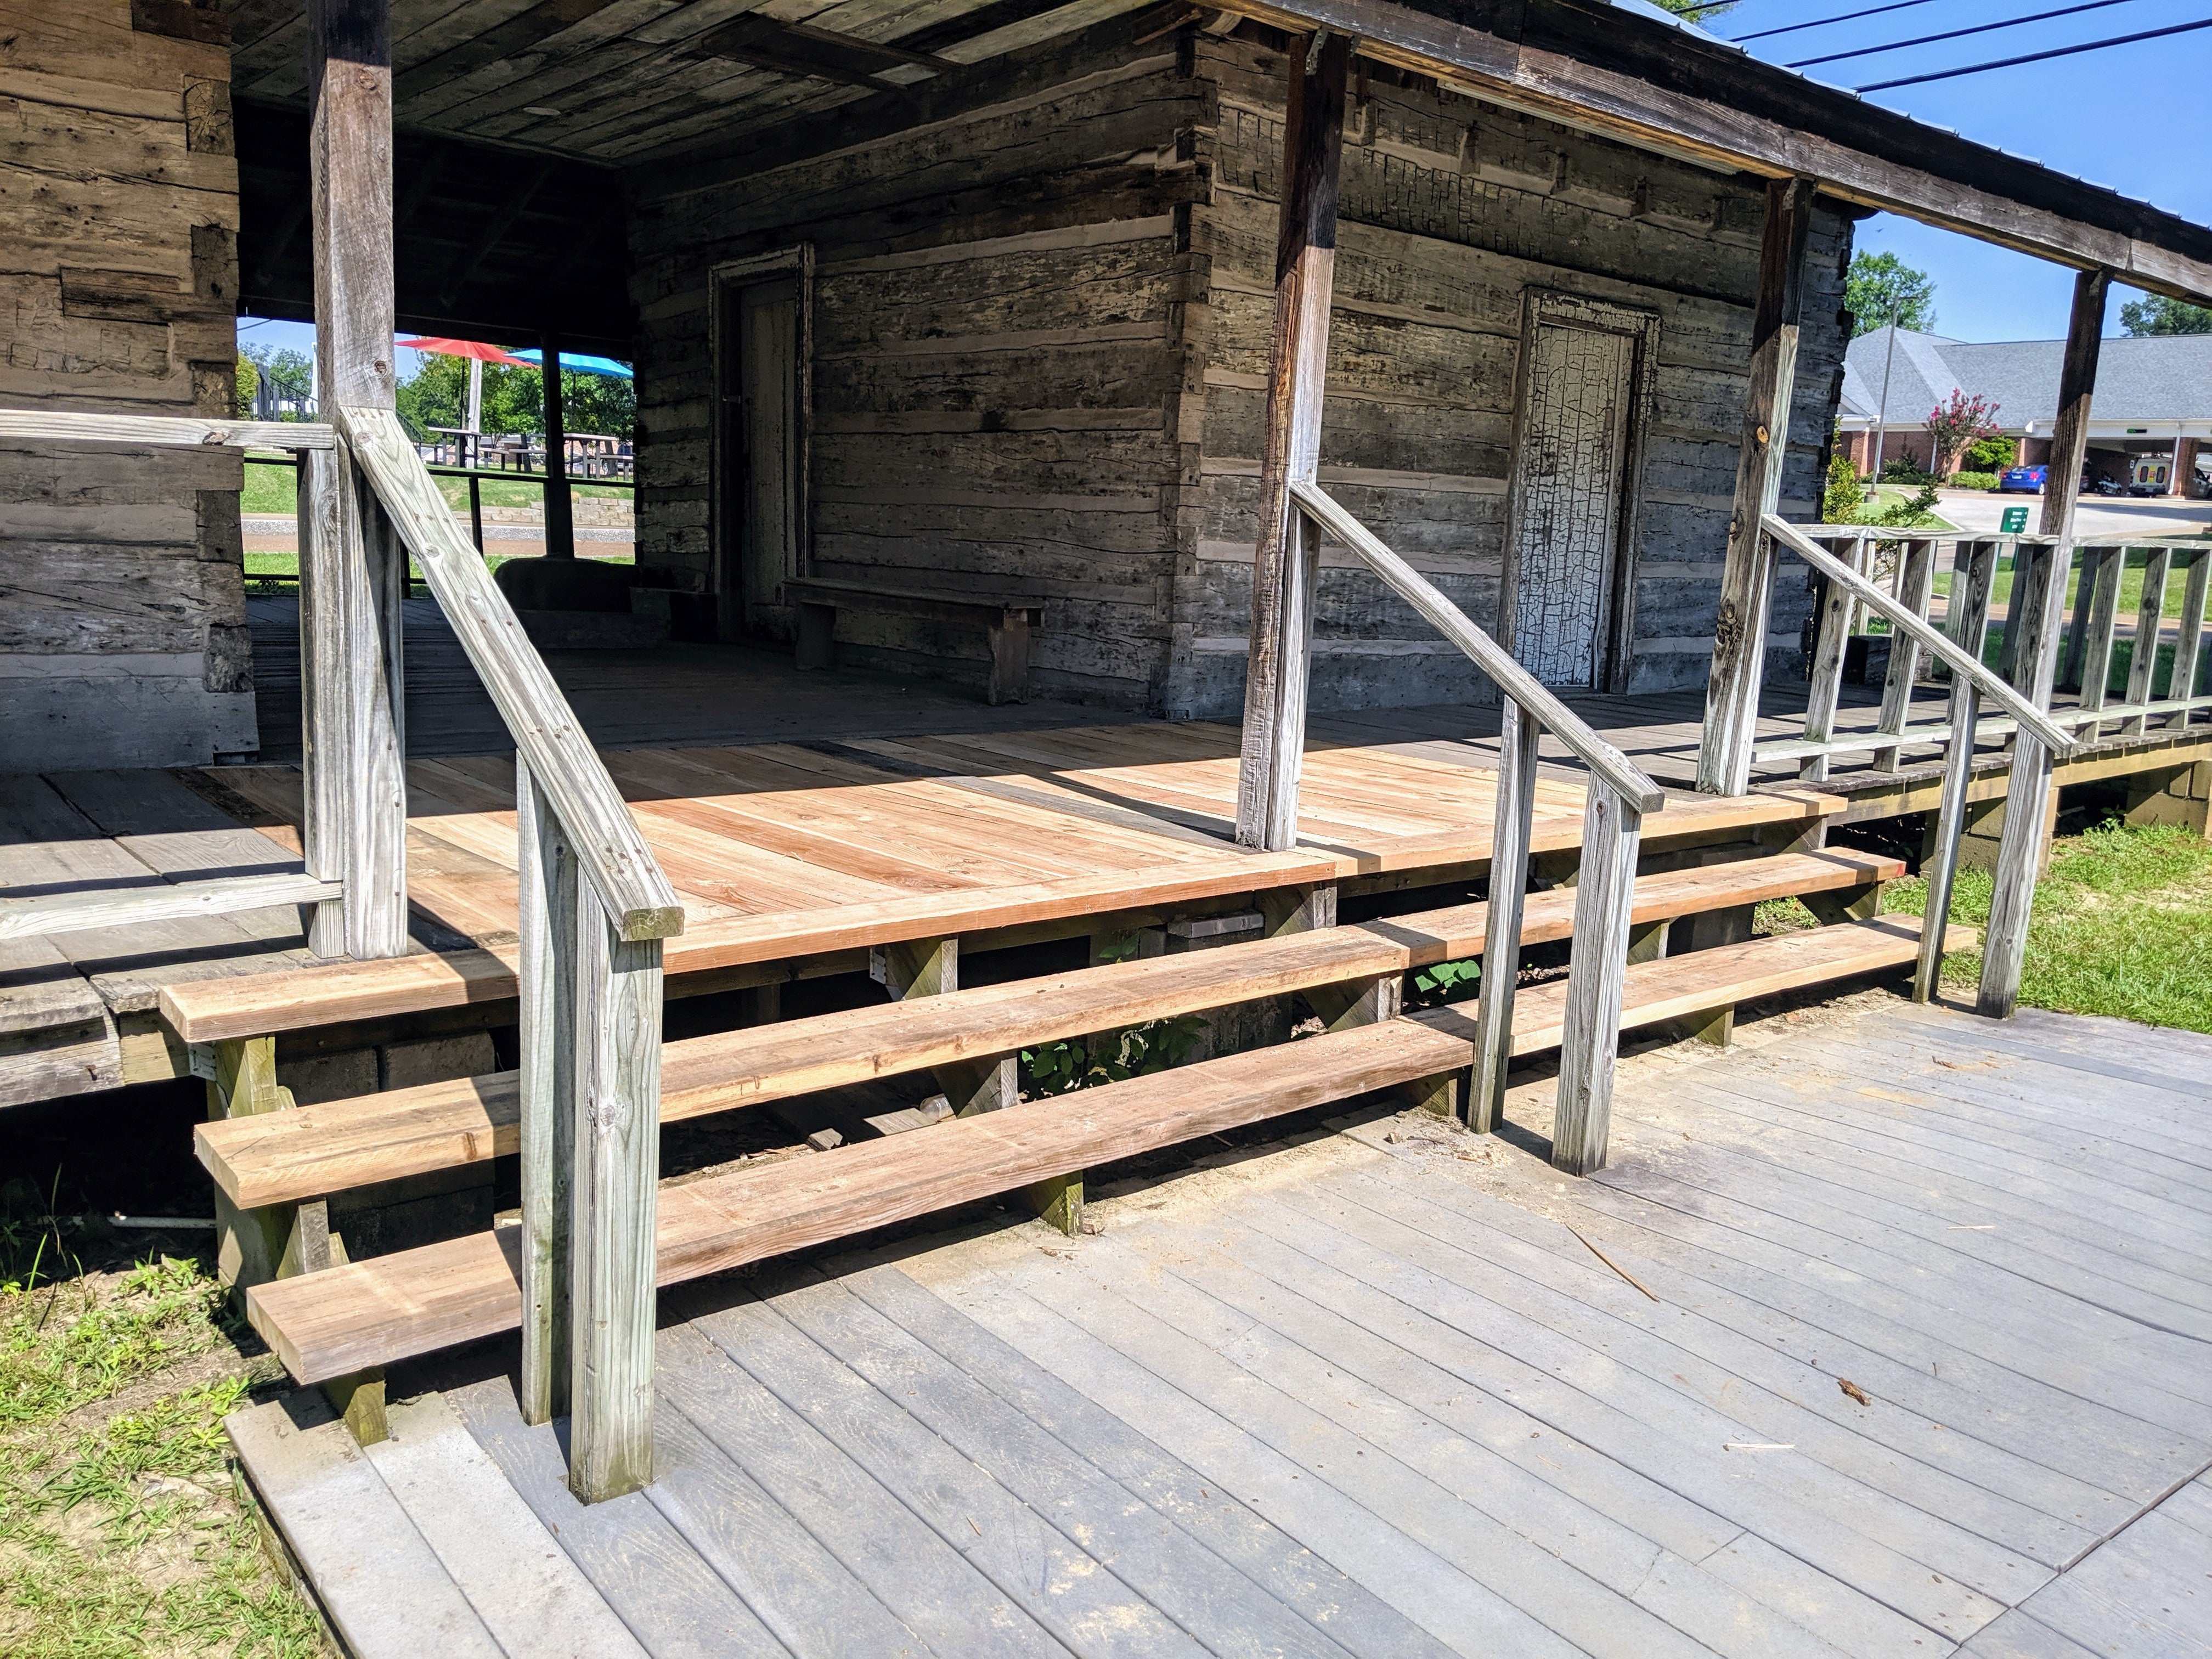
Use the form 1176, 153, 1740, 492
0, 1251, 321, 1657
1930, 558, 2193, 623
1839, 820, 2212, 1032
242, 458, 626, 517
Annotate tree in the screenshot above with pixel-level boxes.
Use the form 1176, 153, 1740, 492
1845, 251, 1936, 337
1650, 0, 1736, 19
1923, 389, 2001, 477
234, 352, 258, 419
242, 345, 315, 417
394, 352, 635, 444
2119, 294, 2212, 337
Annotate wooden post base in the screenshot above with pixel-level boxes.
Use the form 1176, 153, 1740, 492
1026, 1172, 1083, 1237
1402, 1068, 1465, 1119
323, 1368, 388, 1446
1685, 1004, 1734, 1048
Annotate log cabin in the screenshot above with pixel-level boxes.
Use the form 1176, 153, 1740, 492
4, 0, 2212, 1610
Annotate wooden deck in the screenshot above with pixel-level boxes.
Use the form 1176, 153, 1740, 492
233, 998, 2212, 1659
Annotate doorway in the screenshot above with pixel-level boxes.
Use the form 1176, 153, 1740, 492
1499, 291, 1657, 690
712, 253, 808, 641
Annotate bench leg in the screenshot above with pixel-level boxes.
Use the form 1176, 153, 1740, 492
986, 615, 1031, 706
795, 602, 836, 671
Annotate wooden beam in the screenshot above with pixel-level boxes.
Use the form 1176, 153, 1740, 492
516, 762, 576, 1429
438, 159, 556, 308
1979, 272, 2109, 1018
0, 410, 334, 449
1235, 29, 1350, 853
1210, 0, 2212, 306
541, 331, 574, 561
1697, 176, 1816, 797
1470, 700, 1536, 1132
308, 0, 410, 962
1916, 539, 1996, 1002
1550, 782, 1641, 1176
0, 873, 340, 941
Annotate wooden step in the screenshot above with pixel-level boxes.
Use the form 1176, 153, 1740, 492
156, 786, 1843, 1046
245, 914, 1959, 1384
199, 850, 1898, 1210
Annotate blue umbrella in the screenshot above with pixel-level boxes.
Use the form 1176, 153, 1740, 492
513, 348, 633, 380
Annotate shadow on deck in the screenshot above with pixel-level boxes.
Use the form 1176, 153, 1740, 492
234, 997, 2212, 1659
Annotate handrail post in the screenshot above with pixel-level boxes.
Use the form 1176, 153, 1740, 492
567, 888, 663, 1503
1916, 538, 1999, 1002
305, 0, 408, 960
1977, 537, 2073, 1019
1234, 30, 1348, 852
1799, 532, 1869, 782
1553, 781, 1642, 1176
517, 759, 578, 1428
1471, 700, 1539, 1131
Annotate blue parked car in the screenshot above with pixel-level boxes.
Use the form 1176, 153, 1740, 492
1999, 465, 2047, 493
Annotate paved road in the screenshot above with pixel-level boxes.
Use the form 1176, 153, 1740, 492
1936, 489, 2211, 538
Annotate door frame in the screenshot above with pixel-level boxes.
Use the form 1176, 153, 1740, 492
1496, 288, 1660, 694
708, 244, 814, 639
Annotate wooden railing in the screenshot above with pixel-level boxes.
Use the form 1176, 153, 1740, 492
1750, 514, 2145, 1017
335, 407, 680, 1501
1291, 482, 1666, 1176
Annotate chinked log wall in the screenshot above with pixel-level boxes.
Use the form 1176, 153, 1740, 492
0, 0, 256, 771
624, 20, 1850, 718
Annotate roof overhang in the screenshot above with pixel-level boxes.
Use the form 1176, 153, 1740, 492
1215, 0, 2212, 307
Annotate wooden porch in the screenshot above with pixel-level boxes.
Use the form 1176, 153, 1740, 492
229, 995, 2212, 1659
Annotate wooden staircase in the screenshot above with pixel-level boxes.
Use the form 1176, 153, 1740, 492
225, 845, 1968, 1385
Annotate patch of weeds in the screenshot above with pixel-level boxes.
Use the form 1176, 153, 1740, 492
0, 1257, 321, 1657
1408, 957, 1481, 1009
1886, 819, 2212, 1032
1755, 897, 1821, 935
1022, 1015, 1207, 1097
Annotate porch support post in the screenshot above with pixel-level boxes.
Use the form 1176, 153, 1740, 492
1235, 29, 1350, 852
1696, 176, 1818, 797
541, 331, 575, 560
1980, 268, 2109, 1019
305, 0, 408, 960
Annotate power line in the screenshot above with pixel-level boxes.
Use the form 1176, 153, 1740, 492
1730, 0, 1934, 43
1857, 13, 2212, 88
1790, 0, 2138, 66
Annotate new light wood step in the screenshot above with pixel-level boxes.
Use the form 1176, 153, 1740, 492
246, 913, 1959, 1384
199, 850, 1898, 1210
157, 786, 1843, 1045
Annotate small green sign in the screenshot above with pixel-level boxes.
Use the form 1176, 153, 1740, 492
2001, 505, 2029, 534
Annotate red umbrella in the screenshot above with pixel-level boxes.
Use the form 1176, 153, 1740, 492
395, 336, 533, 365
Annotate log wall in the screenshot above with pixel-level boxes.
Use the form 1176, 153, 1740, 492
0, 0, 254, 770
1171, 35, 1851, 717
628, 22, 1850, 716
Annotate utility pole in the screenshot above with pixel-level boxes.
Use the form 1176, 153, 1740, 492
1865, 317, 1900, 500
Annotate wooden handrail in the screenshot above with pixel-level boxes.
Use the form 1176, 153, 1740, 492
0, 407, 336, 449
1292, 481, 1666, 812
1760, 514, 2079, 755
337, 405, 684, 941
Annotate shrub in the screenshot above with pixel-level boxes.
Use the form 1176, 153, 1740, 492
1950, 471, 1999, 492
1872, 483, 1945, 528
1881, 458, 1933, 484
1822, 452, 1866, 523
1963, 435, 2017, 472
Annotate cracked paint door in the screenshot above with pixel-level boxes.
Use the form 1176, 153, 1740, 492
1505, 320, 1637, 686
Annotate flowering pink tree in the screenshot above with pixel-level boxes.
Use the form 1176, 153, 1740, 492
1924, 390, 2002, 477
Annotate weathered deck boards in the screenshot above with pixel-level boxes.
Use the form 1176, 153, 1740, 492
234, 1000, 2212, 1657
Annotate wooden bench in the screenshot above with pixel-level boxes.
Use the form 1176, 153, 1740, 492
783, 578, 1044, 705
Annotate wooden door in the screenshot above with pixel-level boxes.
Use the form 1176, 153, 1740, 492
1504, 319, 1639, 687
716, 274, 801, 639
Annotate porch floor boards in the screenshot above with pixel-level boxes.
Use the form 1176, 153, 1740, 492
233, 999, 2212, 1659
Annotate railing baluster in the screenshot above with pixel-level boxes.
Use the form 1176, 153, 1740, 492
2059, 541, 2101, 692
1915, 538, 1997, 1003
2121, 546, 2172, 740
1871, 536, 1937, 774
1800, 532, 1869, 782
1553, 782, 1642, 1177
2075, 543, 2126, 734
1471, 699, 1539, 1133
1978, 537, 2074, 1020
567, 888, 664, 1504
2168, 548, 2212, 730
517, 758, 578, 1429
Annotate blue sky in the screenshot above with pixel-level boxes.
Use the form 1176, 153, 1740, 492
1700, 0, 2211, 340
